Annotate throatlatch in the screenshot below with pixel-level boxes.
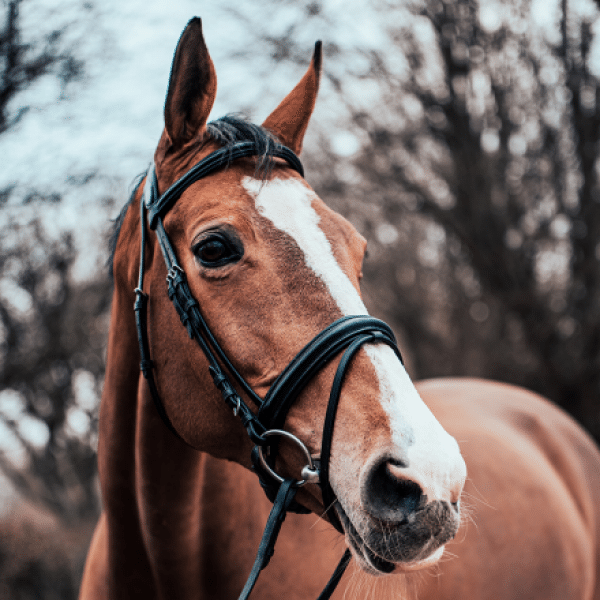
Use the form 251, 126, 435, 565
134, 139, 404, 600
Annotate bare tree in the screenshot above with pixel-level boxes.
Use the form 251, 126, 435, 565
0, 2, 103, 596
0, 217, 107, 522
0, 0, 102, 521
0, 0, 83, 136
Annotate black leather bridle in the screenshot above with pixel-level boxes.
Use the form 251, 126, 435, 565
133, 139, 403, 600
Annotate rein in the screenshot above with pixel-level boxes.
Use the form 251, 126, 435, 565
133, 139, 403, 600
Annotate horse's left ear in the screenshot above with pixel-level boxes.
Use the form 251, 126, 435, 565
262, 41, 322, 156
162, 18, 217, 152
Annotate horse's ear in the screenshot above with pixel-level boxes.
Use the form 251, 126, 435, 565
162, 18, 217, 151
262, 42, 322, 155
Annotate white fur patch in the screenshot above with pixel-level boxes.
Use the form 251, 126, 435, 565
364, 344, 462, 498
242, 176, 463, 499
243, 177, 367, 315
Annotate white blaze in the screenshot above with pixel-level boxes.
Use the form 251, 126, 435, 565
242, 176, 462, 499
243, 177, 368, 316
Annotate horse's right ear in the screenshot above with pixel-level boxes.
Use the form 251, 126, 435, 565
262, 41, 322, 156
160, 18, 217, 154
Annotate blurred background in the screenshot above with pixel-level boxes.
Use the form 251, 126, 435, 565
1, 0, 600, 597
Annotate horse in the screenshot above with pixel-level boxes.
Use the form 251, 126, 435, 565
79, 17, 600, 600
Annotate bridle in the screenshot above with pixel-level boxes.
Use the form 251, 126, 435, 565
133, 138, 403, 600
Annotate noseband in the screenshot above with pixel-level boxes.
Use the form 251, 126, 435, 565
134, 139, 403, 600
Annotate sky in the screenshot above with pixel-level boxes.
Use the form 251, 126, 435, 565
2, 1, 397, 193
3, 0, 592, 210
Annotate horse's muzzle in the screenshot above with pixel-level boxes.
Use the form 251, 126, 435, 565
336, 455, 462, 574
338, 498, 460, 574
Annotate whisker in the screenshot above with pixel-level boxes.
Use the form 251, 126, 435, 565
464, 479, 497, 511
440, 549, 459, 562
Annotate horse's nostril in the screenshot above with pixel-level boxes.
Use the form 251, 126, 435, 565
364, 459, 426, 521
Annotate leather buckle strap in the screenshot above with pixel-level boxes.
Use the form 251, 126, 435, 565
155, 224, 265, 410
237, 478, 299, 600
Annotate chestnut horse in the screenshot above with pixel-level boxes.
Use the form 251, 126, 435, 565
80, 18, 600, 600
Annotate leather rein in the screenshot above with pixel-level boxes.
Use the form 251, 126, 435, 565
133, 139, 403, 600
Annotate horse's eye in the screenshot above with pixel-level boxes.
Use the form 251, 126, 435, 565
194, 235, 241, 268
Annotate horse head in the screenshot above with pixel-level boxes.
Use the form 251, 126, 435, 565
110, 18, 466, 578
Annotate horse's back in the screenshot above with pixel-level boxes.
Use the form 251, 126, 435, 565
416, 377, 600, 600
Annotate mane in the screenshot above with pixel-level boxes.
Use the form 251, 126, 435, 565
107, 115, 279, 279
206, 114, 279, 177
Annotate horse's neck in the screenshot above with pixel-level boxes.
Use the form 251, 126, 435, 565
98, 284, 211, 598
138, 409, 223, 598
96, 284, 347, 599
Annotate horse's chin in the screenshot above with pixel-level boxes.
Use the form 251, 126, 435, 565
336, 502, 453, 576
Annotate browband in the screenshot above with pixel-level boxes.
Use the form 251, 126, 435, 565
144, 141, 304, 229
